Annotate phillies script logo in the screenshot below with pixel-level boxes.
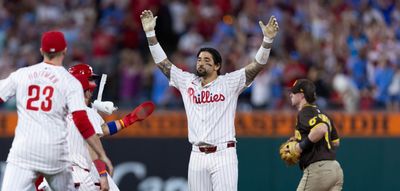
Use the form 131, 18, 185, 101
188, 88, 225, 104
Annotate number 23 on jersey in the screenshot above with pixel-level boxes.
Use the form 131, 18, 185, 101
26, 85, 54, 111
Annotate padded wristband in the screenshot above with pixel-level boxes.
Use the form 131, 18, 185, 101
146, 30, 156, 37
149, 43, 167, 63
299, 136, 314, 151
93, 159, 107, 177
107, 121, 118, 135
263, 36, 273, 43
255, 46, 271, 65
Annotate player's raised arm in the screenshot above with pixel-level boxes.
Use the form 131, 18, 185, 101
244, 16, 279, 85
140, 10, 174, 79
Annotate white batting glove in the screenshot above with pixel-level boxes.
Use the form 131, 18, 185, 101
259, 16, 279, 42
92, 100, 118, 115
140, 10, 157, 33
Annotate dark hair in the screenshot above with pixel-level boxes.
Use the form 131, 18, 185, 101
43, 51, 64, 60
291, 79, 317, 103
196, 47, 222, 75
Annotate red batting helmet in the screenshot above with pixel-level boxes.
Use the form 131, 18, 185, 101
69, 63, 98, 92
68, 63, 99, 80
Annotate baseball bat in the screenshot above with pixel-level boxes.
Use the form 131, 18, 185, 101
97, 74, 107, 101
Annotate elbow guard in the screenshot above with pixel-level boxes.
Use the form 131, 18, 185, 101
72, 110, 95, 139
149, 43, 167, 63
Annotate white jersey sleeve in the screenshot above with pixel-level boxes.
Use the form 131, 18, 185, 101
65, 76, 87, 113
0, 71, 18, 101
169, 65, 196, 90
87, 107, 105, 136
222, 68, 250, 94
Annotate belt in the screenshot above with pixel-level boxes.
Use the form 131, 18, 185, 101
75, 182, 101, 188
194, 141, 236, 154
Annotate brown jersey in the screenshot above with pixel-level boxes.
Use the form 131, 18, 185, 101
295, 104, 339, 170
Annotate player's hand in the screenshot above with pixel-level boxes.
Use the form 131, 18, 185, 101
92, 100, 117, 115
259, 16, 279, 40
99, 176, 110, 191
279, 140, 300, 165
140, 10, 157, 32
99, 155, 114, 176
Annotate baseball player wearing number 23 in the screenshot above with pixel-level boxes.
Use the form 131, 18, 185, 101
0, 31, 112, 191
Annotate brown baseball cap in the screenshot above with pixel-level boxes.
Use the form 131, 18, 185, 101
41, 31, 67, 53
291, 79, 317, 103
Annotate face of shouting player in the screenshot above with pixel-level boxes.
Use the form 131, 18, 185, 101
196, 51, 220, 77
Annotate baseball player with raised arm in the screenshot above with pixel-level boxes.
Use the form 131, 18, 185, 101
36, 64, 155, 191
140, 10, 279, 191
0, 31, 113, 191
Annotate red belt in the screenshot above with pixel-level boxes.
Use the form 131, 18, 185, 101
199, 142, 235, 154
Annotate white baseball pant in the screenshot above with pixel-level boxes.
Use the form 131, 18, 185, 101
71, 165, 100, 190
39, 165, 100, 191
1, 162, 75, 191
188, 146, 238, 191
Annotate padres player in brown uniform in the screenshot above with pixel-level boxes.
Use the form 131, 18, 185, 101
289, 79, 344, 191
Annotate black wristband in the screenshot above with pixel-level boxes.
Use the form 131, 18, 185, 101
299, 136, 314, 151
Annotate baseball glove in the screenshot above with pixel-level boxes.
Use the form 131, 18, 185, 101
279, 140, 300, 165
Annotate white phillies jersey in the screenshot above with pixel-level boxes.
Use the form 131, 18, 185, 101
67, 107, 104, 169
0, 62, 87, 174
169, 65, 250, 145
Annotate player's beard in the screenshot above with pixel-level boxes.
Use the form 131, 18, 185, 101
196, 67, 207, 77
84, 90, 93, 106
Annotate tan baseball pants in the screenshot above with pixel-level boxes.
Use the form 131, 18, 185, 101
297, 160, 343, 191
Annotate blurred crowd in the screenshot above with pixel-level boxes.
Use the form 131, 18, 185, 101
0, 0, 400, 112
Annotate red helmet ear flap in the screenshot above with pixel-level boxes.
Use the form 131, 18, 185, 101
88, 81, 97, 92
74, 74, 90, 91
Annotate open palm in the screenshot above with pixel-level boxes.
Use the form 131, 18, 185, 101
259, 16, 279, 39
140, 10, 157, 32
